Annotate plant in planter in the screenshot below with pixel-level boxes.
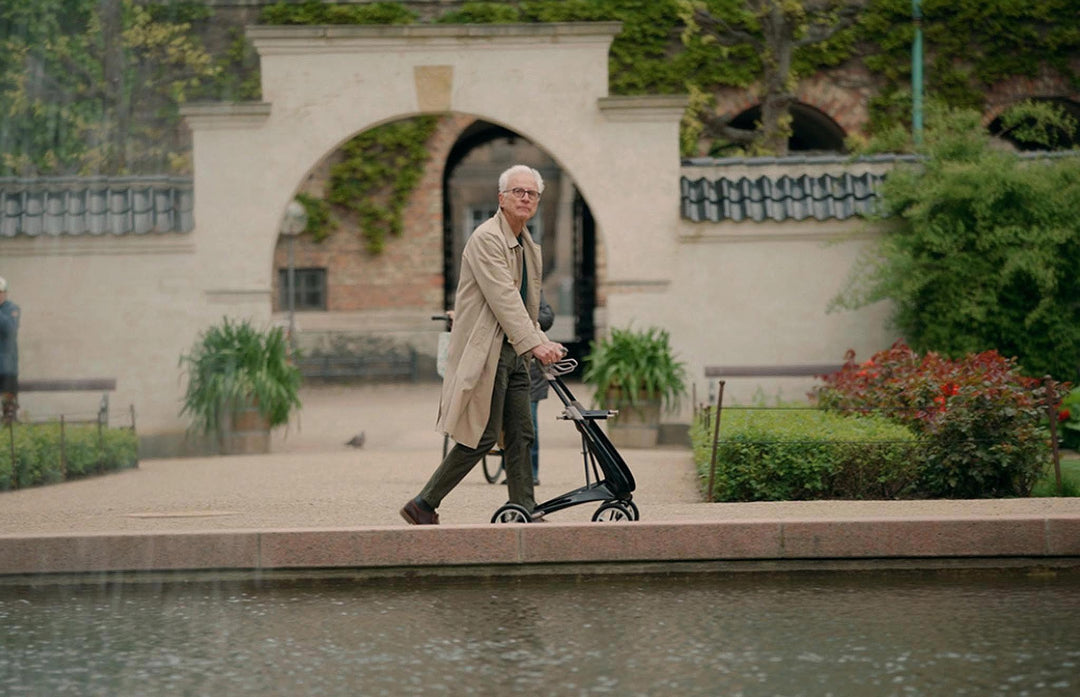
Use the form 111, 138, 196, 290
582, 326, 688, 448
179, 318, 301, 454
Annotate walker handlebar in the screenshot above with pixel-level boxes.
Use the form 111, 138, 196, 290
543, 358, 577, 378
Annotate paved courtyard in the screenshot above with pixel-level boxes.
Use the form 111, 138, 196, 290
0, 381, 1077, 577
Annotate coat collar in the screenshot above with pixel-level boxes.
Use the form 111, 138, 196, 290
496, 209, 524, 248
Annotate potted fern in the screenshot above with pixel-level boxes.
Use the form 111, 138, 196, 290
179, 318, 301, 454
583, 326, 688, 448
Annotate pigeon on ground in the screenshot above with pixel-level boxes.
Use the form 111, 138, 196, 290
345, 432, 365, 448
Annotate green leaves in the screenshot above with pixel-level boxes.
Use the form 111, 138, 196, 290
325, 116, 439, 253
261, 1, 416, 25
691, 405, 919, 502
0, 0, 220, 175
813, 342, 1061, 498
178, 317, 302, 435
836, 105, 1080, 381
583, 326, 689, 412
0, 422, 137, 491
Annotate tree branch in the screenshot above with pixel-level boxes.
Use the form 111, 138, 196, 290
692, 8, 760, 48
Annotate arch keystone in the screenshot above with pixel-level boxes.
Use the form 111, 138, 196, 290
415, 65, 453, 112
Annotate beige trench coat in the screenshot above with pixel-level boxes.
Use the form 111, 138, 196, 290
437, 210, 548, 448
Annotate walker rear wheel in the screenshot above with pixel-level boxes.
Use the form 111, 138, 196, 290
592, 502, 633, 522
491, 503, 532, 523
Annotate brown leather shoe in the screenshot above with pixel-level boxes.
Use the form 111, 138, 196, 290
400, 499, 439, 525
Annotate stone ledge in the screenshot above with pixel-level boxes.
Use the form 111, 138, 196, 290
2, 514, 1078, 577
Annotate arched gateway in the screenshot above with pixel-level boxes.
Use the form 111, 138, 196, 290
183, 22, 685, 323
9, 22, 891, 454
163, 22, 687, 452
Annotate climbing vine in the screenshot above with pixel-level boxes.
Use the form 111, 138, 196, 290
294, 192, 335, 243
325, 116, 439, 254
260, 1, 417, 25
5, 1, 1074, 206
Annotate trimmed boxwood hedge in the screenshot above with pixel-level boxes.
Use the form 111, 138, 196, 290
692, 407, 920, 502
0, 423, 138, 491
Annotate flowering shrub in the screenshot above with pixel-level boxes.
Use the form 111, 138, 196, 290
1056, 386, 1080, 451
812, 341, 1064, 498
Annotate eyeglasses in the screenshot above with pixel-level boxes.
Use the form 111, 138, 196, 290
503, 187, 542, 202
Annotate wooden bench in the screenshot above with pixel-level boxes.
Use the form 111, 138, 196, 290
297, 349, 418, 382
704, 364, 844, 378
17, 378, 118, 424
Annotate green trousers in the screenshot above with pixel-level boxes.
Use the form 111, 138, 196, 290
421, 340, 536, 512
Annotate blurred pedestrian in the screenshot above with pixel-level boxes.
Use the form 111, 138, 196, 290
528, 292, 555, 485
0, 276, 20, 424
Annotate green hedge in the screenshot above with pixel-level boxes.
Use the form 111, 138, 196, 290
0, 423, 138, 491
691, 407, 920, 502
813, 343, 1059, 498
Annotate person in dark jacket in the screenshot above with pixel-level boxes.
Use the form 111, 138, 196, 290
0, 276, 20, 424
528, 293, 555, 485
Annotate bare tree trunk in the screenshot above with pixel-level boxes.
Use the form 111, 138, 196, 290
100, 0, 128, 172
757, 1, 796, 155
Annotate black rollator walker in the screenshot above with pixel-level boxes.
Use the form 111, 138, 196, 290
491, 358, 639, 523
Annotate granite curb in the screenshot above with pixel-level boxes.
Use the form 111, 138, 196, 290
2, 514, 1078, 578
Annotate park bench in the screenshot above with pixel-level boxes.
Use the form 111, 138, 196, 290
17, 378, 117, 424
703, 364, 844, 378
297, 348, 418, 382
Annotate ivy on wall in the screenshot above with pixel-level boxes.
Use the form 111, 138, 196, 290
294, 192, 334, 243
857, 0, 1080, 136
323, 116, 440, 254
260, 1, 417, 25
3, 2, 1075, 197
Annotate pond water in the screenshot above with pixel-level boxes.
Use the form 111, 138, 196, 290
1, 568, 1077, 696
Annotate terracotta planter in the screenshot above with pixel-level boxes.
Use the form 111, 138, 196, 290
606, 389, 661, 448
218, 401, 271, 455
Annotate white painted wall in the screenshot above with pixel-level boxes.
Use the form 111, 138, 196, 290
2, 23, 895, 454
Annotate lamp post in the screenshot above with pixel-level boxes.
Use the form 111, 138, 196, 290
912, 0, 924, 145
281, 199, 307, 350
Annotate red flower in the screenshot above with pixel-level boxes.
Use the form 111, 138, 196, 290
1059, 408, 1071, 422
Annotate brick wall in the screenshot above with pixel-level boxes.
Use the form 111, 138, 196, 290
273, 113, 475, 313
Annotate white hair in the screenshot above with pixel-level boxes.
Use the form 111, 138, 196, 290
498, 165, 544, 195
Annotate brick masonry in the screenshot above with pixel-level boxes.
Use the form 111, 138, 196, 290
272, 114, 476, 313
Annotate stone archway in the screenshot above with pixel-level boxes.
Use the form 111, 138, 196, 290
181, 22, 686, 343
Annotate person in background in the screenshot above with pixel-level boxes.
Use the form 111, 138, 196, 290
400, 165, 565, 525
0, 276, 20, 424
528, 292, 555, 486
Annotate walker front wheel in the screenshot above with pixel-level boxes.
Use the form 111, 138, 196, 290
491, 503, 532, 523
592, 502, 633, 522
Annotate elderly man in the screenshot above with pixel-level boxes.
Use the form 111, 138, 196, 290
0, 276, 19, 424
401, 165, 565, 525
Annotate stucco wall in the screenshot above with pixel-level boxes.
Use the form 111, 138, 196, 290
1, 23, 897, 456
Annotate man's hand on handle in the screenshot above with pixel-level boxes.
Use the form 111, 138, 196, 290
532, 341, 567, 366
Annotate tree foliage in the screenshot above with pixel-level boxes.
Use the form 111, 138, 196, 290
2, 0, 1078, 174
857, 0, 1080, 139
833, 104, 1080, 381
0, 0, 221, 175
681, 0, 865, 156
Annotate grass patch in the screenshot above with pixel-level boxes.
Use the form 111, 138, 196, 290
1032, 452, 1080, 497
